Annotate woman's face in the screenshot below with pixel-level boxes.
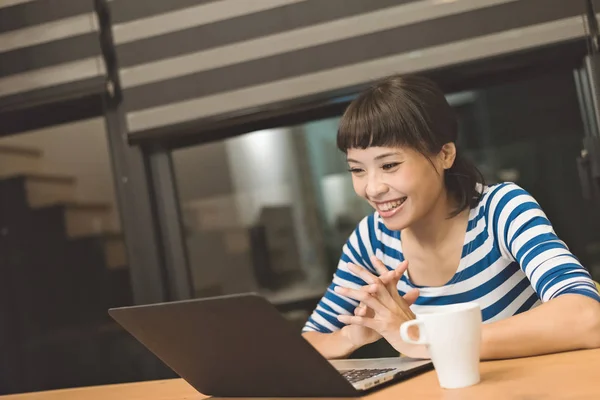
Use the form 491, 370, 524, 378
346, 145, 451, 231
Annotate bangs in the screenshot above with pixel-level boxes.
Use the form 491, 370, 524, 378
336, 76, 440, 155
336, 94, 404, 152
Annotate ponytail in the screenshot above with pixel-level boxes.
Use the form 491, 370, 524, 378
444, 150, 485, 217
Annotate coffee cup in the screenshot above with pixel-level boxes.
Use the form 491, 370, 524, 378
400, 302, 482, 389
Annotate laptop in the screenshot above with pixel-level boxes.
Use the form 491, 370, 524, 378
108, 293, 432, 397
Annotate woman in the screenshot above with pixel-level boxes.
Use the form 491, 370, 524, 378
302, 74, 600, 360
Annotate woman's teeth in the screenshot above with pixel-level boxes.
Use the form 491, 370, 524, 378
379, 197, 407, 211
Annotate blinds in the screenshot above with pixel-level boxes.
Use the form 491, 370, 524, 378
107, 0, 586, 137
0, 0, 106, 110
0, 0, 588, 137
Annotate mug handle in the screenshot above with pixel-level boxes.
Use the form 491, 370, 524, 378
400, 320, 427, 345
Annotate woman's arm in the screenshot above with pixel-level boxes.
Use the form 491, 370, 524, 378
487, 183, 600, 357
302, 330, 363, 360
301, 215, 385, 358
481, 294, 600, 359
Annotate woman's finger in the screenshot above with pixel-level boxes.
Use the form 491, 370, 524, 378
334, 286, 389, 315
395, 259, 410, 275
346, 263, 379, 285
369, 267, 404, 303
370, 255, 390, 276
379, 260, 409, 284
365, 281, 415, 318
380, 263, 407, 301
337, 314, 379, 331
354, 303, 366, 317
364, 280, 404, 311
402, 288, 420, 306
378, 261, 408, 296
395, 292, 416, 319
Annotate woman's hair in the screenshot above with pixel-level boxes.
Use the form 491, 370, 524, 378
337, 74, 484, 217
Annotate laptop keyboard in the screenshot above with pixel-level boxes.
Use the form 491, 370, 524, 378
340, 368, 395, 383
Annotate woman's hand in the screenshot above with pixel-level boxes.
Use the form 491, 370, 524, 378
339, 300, 381, 348
339, 264, 419, 349
335, 256, 424, 357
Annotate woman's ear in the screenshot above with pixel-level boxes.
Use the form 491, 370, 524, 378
439, 143, 457, 170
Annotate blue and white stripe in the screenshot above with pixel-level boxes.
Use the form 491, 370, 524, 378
303, 182, 600, 333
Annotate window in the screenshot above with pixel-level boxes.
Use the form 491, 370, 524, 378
0, 119, 172, 393
173, 69, 600, 325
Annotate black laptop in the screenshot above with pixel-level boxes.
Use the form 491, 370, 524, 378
109, 293, 432, 397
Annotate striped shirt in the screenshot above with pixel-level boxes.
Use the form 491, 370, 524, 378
303, 182, 600, 333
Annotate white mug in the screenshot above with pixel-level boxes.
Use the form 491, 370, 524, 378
400, 302, 482, 389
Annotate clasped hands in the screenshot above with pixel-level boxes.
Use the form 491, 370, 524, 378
335, 256, 426, 358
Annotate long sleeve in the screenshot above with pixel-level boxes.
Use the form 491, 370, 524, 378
490, 183, 600, 303
303, 214, 379, 333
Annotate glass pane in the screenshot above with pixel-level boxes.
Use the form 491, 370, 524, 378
174, 68, 600, 333
0, 119, 172, 394
174, 128, 333, 323
453, 71, 600, 280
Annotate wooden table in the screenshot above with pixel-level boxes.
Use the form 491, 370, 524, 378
3, 349, 599, 400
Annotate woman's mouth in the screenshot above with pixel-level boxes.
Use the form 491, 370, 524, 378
375, 197, 407, 218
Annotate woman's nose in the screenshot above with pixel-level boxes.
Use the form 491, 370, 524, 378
365, 176, 388, 199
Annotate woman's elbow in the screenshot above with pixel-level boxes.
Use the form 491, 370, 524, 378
580, 298, 600, 349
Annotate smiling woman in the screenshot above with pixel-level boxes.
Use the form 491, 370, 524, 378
301, 74, 600, 361
338, 75, 484, 219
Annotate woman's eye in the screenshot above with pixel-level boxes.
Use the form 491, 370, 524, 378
382, 163, 400, 171
347, 168, 363, 174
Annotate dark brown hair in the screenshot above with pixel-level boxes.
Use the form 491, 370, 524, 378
337, 74, 484, 217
